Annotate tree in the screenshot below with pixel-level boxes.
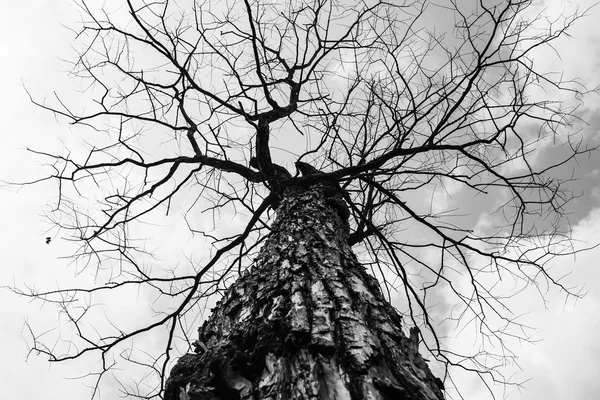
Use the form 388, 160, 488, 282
13, 0, 597, 398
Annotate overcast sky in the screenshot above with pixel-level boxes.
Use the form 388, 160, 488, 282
2, 1, 600, 399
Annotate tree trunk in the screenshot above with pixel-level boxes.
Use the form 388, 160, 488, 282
165, 187, 444, 400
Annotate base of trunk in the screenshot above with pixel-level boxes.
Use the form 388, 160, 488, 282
165, 188, 444, 400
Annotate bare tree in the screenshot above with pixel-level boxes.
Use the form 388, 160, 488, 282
11, 0, 598, 398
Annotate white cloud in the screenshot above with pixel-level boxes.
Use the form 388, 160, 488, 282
444, 207, 600, 399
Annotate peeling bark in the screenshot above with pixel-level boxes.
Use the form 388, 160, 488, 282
165, 188, 444, 400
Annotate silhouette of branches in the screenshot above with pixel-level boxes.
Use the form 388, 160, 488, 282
8, 0, 599, 398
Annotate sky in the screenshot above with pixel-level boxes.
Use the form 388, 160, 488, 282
1, 1, 600, 399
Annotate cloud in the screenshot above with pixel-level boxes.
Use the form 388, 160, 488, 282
446, 206, 600, 399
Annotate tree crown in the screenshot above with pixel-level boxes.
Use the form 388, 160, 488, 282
13, 0, 599, 398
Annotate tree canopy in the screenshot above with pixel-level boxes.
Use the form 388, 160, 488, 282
14, 0, 598, 398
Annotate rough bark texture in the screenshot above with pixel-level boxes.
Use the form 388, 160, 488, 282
165, 187, 444, 400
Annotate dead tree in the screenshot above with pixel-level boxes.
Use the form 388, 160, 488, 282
12, 0, 597, 398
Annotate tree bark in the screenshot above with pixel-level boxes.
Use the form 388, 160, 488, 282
165, 187, 444, 400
